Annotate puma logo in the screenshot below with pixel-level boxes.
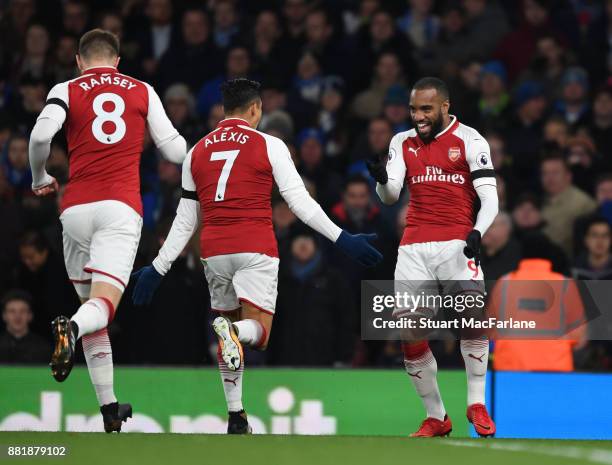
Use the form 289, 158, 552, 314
408, 147, 422, 157
224, 376, 239, 386
408, 370, 422, 379
468, 353, 485, 363
91, 352, 111, 359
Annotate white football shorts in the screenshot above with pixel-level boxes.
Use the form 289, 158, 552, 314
394, 239, 484, 317
60, 200, 142, 298
202, 252, 280, 314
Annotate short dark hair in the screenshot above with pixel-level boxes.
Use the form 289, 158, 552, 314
1, 289, 33, 313
344, 174, 371, 191
585, 215, 611, 234
18, 231, 49, 252
596, 173, 612, 188
220, 78, 261, 113
540, 152, 569, 170
78, 28, 119, 60
412, 77, 450, 101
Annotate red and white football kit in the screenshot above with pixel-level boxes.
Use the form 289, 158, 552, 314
30, 66, 186, 297
376, 116, 498, 314
152, 117, 343, 314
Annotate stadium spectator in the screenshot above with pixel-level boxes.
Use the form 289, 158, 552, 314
304, 9, 346, 78
317, 76, 347, 158
156, 8, 221, 92
456, 0, 509, 64
504, 81, 548, 179
130, 0, 178, 79
0, 289, 49, 364
287, 51, 324, 130
62, 1, 90, 37
212, 0, 241, 49
251, 10, 291, 85
10, 231, 79, 336
543, 115, 570, 150
565, 134, 600, 194
481, 211, 522, 282
164, 83, 203, 146
296, 127, 342, 209
494, 0, 566, 82
477, 60, 510, 131
350, 117, 393, 169
572, 216, 612, 280
588, 85, 612, 157
269, 231, 355, 366
0, 0, 36, 59
511, 193, 569, 274
554, 67, 591, 129
351, 52, 406, 121
541, 154, 597, 257
573, 173, 612, 254
196, 45, 252, 118
52, 35, 79, 83
519, 35, 570, 99
382, 85, 410, 133
12, 23, 52, 83
397, 0, 440, 51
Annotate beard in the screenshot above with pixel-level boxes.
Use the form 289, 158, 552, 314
415, 111, 444, 143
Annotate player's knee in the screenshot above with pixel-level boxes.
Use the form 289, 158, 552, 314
402, 340, 429, 360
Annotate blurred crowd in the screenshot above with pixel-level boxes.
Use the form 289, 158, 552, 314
0, 0, 611, 370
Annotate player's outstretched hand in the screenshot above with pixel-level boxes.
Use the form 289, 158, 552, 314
463, 229, 482, 267
365, 154, 388, 185
32, 177, 59, 197
131, 265, 164, 306
335, 231, 383, 267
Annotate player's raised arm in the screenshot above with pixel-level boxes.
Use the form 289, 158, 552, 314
266, 135, 382, 267
28, 82, 69, 195
463, 136, 499, 266
369, 132, 407, 205
131, 148, 199, 305
145, 83, 187, 164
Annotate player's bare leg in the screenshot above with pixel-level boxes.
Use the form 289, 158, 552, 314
213, 302, 272, 434
461, 338, 495, 437
402, 339, 452, 437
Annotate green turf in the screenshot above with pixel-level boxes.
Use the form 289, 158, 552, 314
2, 433, 612, 465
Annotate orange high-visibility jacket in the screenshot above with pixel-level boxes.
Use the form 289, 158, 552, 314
489, 259, 586, 372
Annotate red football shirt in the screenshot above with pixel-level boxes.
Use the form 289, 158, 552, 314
385, 116, 495, 245
39, 66, 180, 215
189, 118, 278, 258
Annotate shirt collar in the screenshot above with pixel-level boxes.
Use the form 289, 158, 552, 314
434, 115, 458, 139
217, 117, 251, 128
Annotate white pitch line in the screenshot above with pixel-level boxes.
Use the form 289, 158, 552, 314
443, 439, 612, 465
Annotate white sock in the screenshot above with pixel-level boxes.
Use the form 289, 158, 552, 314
233, 319, 265, 347
82, 328, 117, 406
71, 298, 112, 339
217, 346, 244, 412
404, 348, 446, 420
460, 339, 489, 406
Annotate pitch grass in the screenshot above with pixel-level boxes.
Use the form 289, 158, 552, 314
2, 432, 612, 465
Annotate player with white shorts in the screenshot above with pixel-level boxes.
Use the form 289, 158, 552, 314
131, 78, 382, 434
367, 77, 498, 437
28, 29, 186, 432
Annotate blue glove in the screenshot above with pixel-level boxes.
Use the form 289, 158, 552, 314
131, 265, 164, 306
335, 231, 383, 267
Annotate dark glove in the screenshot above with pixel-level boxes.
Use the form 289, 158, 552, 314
366, 154, 388, 185
131, 265, 164, 306
463, 230, 482, 267
335, 231, 383, 267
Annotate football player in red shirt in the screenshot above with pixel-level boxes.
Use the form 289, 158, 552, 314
131, 78, 382, 434
367, 77, 499, 437
28, 29, 186, 432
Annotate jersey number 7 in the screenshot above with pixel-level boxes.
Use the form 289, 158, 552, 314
210, 150, 240, 201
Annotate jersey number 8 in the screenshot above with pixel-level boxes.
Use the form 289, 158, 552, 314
92, 92, 126, 144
